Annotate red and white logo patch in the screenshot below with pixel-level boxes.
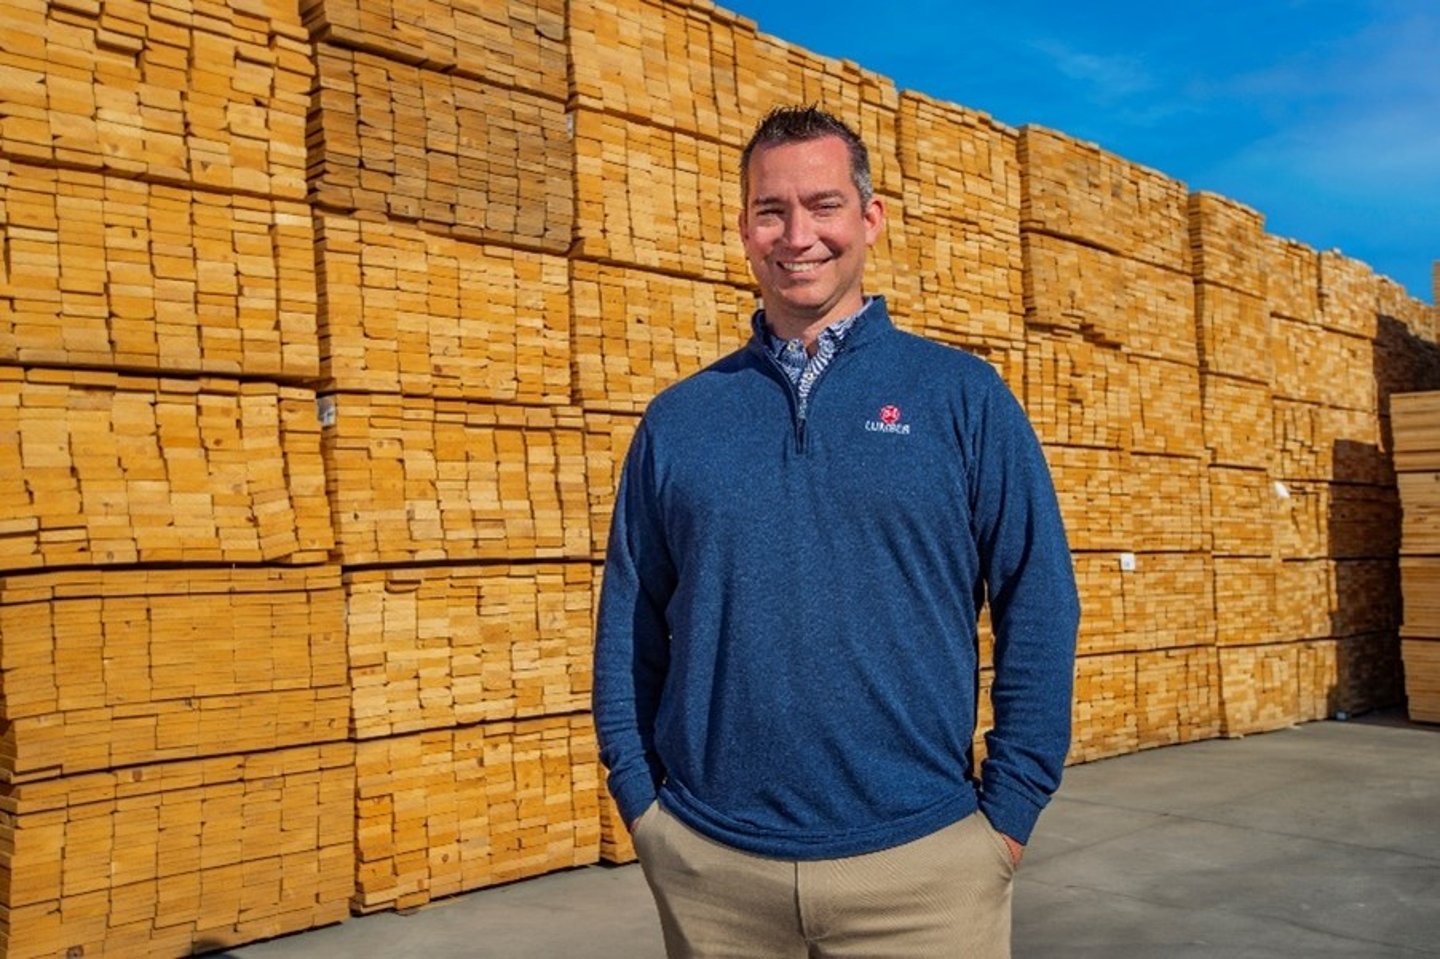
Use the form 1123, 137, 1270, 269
865, 402, 912, 435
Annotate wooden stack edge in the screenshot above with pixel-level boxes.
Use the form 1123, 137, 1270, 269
1070, 647, 1220, 763
1216, 633, 1401, 736
0, 743, 355, 958
0, 565, 347, 783
1391, 389, 1440, 724
1400, 639, 1440, 723
308, 44, 572, 253
318, 392, 590, 566
0, 0, 311, 196
314, 212, 571, 403
568, 259, 755, 414
570, 108, 747, 285
1022, 231, 1197, 365
0, 160, 320, 380
352, 714, 599, 913
1018, 125, 1191, 276
345, 563, 593, 740
298, 0, 567, 98
0, 367, 334, 571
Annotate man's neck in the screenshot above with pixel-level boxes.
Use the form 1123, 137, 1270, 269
765, 300, 868, 353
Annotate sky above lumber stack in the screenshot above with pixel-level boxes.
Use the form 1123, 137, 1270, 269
720, 0, 1439, 304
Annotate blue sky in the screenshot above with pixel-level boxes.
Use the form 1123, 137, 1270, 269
719, 0, 1439, 304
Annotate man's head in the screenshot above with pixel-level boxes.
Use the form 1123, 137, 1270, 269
739, 106, 874, 208
738, 106, 884, 337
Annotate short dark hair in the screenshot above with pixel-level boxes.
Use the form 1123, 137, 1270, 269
740, 105, 874, 205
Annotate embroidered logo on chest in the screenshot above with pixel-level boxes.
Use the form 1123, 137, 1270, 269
865, 403, 911, 435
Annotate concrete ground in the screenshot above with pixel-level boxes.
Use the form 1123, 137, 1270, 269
223, 712, 1440, 958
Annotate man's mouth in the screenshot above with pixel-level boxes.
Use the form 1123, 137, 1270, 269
779, 260, 826, 274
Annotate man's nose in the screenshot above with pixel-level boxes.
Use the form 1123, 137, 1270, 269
782, 211, 817, 248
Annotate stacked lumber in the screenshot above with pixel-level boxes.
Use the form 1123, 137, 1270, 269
569, 262, 754, 413
583, 413, 642, 557
352, 716, 599, 912
0, 0, 312, 194
345, 565, 593, 738
0, 0, 356, 949
299, 0, 567, 93
313, 213, 571, 402
319, 394, 588, 564
568, 0, 741, 142
1374, 278, 1440, 397
307, 46, 572, 250
1190, 196, 1279, 694
1136, 647, 1220, 748
0, 162, 318, 377
0, 743, 353, 958
1070, 653, 1138, 762
894, 94, 1023, 348
570, 110, 745, 284
301, 0, 606, 908
0, 368, 332, 568
1217, 644, 1300, 734
1021, 127, 1215, 758
1190, 194, 1272, 383
0, 567, 346, 781
1392, 390, 1440, 722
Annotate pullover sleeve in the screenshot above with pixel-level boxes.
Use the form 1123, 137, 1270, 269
968, 376, 1080, 844
593, 420, 676, 827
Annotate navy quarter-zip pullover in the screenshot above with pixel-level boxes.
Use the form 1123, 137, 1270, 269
594, 297, 1080, 860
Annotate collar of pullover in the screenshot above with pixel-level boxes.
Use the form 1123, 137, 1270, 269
746, 296, 894, 362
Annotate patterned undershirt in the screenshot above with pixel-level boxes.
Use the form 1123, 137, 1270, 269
759, 298, 871, 418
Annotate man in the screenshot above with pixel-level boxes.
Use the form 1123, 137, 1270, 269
594, 105, 1079, 958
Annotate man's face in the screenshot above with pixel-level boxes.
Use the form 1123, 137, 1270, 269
739, 136, 884, 330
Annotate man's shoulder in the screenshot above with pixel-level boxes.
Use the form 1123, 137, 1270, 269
882, 325, 1006, 390
644, 343, 762, 420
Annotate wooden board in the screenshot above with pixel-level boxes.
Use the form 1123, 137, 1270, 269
352, 715, 599, 912
345, 564, 593, 738
0, 744, 354, 957
0, 368, 333, 570
0, 566, 346, 782
315, 212, 570, 401
1, 160, 318, 378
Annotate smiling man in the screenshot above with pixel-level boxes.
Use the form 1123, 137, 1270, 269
594, 106, 1080, 958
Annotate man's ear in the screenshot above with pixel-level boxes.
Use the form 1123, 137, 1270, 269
863, 195, 885, 245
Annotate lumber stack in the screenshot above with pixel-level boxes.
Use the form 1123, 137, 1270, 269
1191, 195, 1286, 732
1019, 126, 1216, 757
345, 565, 592, 738
0, 567, 345, 781
1392, 390, 1440, 722
0, 744, 354, 958
307, 45, 571, 252
352, 715, 599, 912
313, 213, 571, 402
1263, 239, 1408, 727
300, 0, 602, 912
894, 94, 1023, 358
0, 0, 356, 949
0, 162, 318, 377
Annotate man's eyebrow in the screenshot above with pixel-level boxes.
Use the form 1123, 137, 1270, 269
748, 189, 849, 207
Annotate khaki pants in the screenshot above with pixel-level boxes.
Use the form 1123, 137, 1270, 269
632, 804, 1015, 959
